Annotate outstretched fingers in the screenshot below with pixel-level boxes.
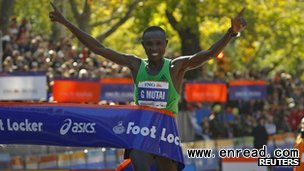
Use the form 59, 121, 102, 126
237, 7, 246, 17
49, 1, 63, 22
230, 7, 247, 32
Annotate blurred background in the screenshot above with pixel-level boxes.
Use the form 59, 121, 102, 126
0, 0, 304, 170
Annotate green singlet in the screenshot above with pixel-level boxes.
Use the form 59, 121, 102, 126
134, 58, 180, 115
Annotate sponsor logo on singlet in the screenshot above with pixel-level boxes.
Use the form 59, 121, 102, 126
138, 81, 169, 108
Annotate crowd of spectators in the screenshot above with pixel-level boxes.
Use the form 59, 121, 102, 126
189, 69, 304, 141
1, 17, 304, 141
1, 17, 131, 96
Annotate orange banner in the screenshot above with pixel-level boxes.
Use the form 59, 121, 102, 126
57, 153, 71, 168
70, 151, 86, 168
100, 78, 133, 84
11, 156, 24, 170
39, 154, 57, 169
229, 80, 266, 86
53, 79, 100, 103
185, 83, 227, 102
25, 156, 39, 169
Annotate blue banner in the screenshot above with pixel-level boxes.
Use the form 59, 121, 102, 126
229, 85, 267, 101
0, 72, 46, 76
0, 103, 184, 170
100, 84, 134, 102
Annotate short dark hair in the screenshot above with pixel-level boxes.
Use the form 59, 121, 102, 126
142, 26, 166, 39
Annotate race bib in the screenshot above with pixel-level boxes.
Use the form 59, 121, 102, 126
138, 81, 169, 108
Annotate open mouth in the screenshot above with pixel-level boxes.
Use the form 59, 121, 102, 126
151, 53, 159, 56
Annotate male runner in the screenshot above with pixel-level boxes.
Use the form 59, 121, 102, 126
49, 2, 246, 170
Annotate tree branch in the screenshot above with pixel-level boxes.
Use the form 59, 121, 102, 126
165, 9, 179, 31
90, 16, 119, 28
69, 0, 80, 20
96, 0, 140, 42
82, 0, 91, 19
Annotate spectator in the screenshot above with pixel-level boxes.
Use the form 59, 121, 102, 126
252, 117, 268, 149
265, 115, 277, 135
201, 117, 211, 140
232, 115, 244, 137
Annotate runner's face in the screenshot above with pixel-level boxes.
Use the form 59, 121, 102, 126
142, 31, 167, 61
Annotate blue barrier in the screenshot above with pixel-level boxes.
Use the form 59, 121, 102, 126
86, 149, 106, 169
105, 149, 118, 168
272, 166, 293, 171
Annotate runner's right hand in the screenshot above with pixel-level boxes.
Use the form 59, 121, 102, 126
49, 2, 67, 24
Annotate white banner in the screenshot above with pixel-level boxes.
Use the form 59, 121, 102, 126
0, 74, 47, 101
